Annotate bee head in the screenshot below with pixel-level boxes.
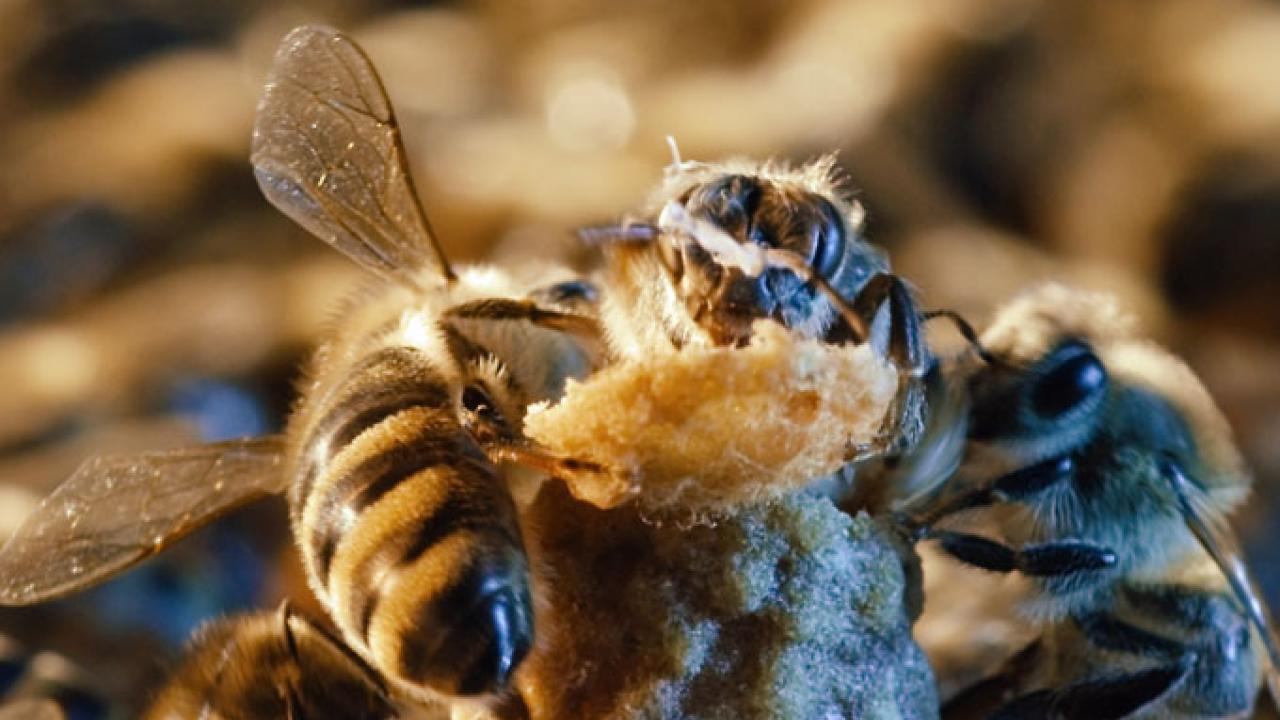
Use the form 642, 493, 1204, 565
969, 338, 1109, 444
967, 283, 1249, 522
966, 283, 1131, 449
657, 172, 851, 345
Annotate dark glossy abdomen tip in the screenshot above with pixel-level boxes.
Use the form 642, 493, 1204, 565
457, 587, 533, 695
407, 585, 534, 697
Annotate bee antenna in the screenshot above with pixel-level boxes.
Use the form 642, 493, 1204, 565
576, 222, 658, 246
922, 309, 995, 365
666, 135, 683, 167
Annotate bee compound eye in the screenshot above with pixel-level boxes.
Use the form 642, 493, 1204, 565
1032, 344, 1107, 419
691, 174, 760, 229
462, 384, 505, 427
462, 384, 491, 413
719, 175, 760, 222
810, 200, 847, 278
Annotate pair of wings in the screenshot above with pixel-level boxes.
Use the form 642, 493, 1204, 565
0, 26, 453, 606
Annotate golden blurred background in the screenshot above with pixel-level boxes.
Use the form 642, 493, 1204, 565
0, 0, 1278, 715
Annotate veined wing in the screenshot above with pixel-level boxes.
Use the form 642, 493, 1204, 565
1164, 457, 1280, 706
891, 367, 970, 515
252, 25, 453, 289
0, 437, 286, 605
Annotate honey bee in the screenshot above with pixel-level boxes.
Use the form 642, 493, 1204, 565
0, 25, 603, 715
0, 635, 108, 720
897, 284, 1280, 719
144, 603, 394, 719
0, 699, 64, 720
581, 147, 933, 451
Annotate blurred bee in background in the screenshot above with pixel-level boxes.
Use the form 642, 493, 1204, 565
897, 284, 1280, 719
580, 147, 938, 452
0, 24, 605, 719
0, 700, 64, 720
0, 634, 107, 720
145, 603, 394, 719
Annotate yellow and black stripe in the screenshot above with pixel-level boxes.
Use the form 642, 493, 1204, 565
291, 341, 532, 697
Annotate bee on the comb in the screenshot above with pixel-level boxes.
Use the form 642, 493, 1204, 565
0, 25, 607, 718
581, 148, 937, 453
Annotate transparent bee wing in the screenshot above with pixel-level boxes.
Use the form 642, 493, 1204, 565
0, 437, 286, 606
0, 699, 64, 720
891, 369, 970, 515
1165, 459, 1280, 704
252, 25, 453, 289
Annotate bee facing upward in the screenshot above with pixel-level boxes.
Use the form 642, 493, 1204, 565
900, 284, 1280, 718
584, 151, 929, 449
0, 24, 603, 715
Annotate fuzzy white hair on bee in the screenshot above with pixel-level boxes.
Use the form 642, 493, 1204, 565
650, 147, 867, 232
979, 283, 1139, 365
600, 145, 895, 348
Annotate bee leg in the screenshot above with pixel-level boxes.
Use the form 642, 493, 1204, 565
445, 298, 602, 339
847, 273, 926, 374
768, 257, 931, 450
990, 663, 1189, 720
933, 531, 1117, 577
991, 456, 1074, 501
849, 373, 926, 460
902, 455, 1074, 531
837, 273, 927, 454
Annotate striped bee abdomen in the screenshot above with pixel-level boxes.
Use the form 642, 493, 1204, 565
290, 346, 452, 518
292, 345, 533, 698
